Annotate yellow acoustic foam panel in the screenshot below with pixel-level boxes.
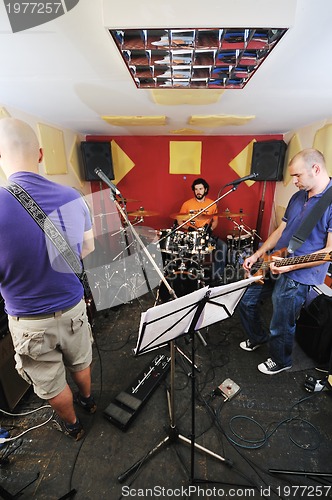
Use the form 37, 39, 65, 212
111, 140, 135, 184
188, 115, 255, 127
283, 134, 302, 186
275, 204, 286, 226
314, 124, 332, 176
37, 123, 67, 175
169, 141, 202, 175
151, 90, 225, 105
170, 128, 205, 135
0, 107, 10, 118
229, 140, 256, 186
101, 116, 167, 127
69, 136, 84, 187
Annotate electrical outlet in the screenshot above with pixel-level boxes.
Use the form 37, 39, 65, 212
218, 378, 240, 400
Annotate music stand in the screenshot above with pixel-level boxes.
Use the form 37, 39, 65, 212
118, 275, 261, 484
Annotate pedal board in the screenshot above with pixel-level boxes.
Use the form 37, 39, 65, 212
104, 353, 171, 431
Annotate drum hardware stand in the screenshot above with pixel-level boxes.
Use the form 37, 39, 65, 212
226, 216, 261, 275
255, 180, 267, 251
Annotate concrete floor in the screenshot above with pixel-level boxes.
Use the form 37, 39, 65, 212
0, 284, 331, 500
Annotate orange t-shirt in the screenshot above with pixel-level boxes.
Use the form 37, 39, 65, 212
178, 197, 218, 230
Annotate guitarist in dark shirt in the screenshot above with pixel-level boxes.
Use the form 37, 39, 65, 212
239, 149, 332, 375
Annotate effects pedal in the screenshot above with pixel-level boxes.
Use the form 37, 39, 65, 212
104, 353, 171, 431
218, 378, 240, 401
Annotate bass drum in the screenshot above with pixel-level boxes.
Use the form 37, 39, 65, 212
158, 257, 204, 302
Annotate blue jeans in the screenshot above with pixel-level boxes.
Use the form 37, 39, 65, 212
239, 274, 309, 367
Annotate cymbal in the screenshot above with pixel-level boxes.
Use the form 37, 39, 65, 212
171, 212, 249, 220
219, 211, 249, 217
128, 209, 159, 217
171, 212, 216, 221
122, 198, 141, 203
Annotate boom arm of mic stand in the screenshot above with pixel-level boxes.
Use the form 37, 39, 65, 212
111, 195, 177, 300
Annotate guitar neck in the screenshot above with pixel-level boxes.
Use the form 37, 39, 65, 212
275, 251, 331, 267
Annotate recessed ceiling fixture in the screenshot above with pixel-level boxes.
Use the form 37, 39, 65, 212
109, 28, 287, 89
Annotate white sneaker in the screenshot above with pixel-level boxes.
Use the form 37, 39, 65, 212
258, 358, 292, 375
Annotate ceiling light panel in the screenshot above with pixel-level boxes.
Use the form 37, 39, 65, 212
109, 28, 287, 89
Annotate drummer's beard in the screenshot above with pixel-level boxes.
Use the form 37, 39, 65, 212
195, 191, 206, 201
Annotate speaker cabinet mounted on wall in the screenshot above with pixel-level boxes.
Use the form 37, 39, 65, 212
81, 141, 114, 181
251, 140, 287, 181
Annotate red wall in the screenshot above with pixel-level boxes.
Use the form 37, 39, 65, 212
87, 134, 283, 243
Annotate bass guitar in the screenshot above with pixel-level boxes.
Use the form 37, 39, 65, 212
251, 248, 332, 283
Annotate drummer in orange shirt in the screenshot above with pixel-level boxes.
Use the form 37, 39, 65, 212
177, 178, 227, 283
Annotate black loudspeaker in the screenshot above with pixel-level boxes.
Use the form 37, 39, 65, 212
251, 140, 287, 181
81, 141, 114, 181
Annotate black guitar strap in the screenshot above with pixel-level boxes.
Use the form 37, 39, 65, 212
3, 182, 92, 297
287, 185, 332, 253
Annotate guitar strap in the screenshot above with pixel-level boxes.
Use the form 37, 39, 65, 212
3, 182, 92, 297
287, 185, 332, 253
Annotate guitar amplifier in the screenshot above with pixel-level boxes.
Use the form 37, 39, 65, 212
0, 334, 30, 411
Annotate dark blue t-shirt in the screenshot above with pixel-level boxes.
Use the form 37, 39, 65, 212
275, 180, 332, 285
0, 172, 92, 315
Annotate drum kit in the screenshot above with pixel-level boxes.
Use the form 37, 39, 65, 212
127, 208, 260, 301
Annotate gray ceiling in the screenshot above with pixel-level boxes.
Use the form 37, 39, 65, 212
1, 0, 331, 137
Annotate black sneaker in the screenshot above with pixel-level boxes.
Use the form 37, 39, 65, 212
52, 414, 85, 441
73, 392, 97, 414
258, 358, 292, 375
239, 339, 264, 352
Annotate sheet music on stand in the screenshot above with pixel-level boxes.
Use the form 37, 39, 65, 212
134, 276, 261, 355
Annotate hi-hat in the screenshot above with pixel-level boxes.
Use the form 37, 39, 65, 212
128, 209, 159, 217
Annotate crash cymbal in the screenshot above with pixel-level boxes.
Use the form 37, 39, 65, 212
218, 211, 249, 217
122, 198, 141, 203
128, 209, 159, 217
170, 212, 216, 221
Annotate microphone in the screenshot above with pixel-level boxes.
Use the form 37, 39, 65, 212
225, 172, 258, 186
94, 168, 120, 195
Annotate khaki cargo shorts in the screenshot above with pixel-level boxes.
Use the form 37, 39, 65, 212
8, 299, 93, 400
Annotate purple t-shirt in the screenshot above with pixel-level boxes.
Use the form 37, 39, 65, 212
0, 172, 92, 316
275, 179, 332, 285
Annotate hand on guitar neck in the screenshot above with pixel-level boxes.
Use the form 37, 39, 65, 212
244, 247, 332, 284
